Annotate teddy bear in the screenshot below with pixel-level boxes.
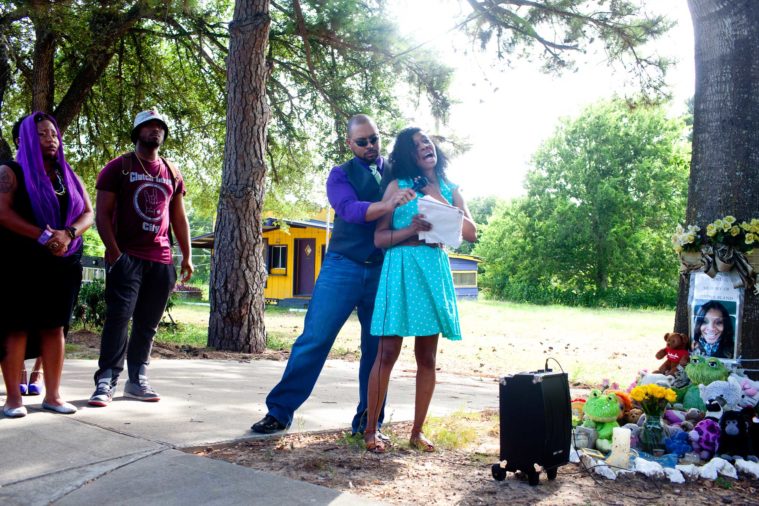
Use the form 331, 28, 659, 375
655, 332, 690, 375
623, 407, 644, 425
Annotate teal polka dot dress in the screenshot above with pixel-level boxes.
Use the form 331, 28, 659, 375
370, 178, 462, 340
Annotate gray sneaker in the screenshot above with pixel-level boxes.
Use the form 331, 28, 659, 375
124, 378, 161, 402
88, 380, 114, 407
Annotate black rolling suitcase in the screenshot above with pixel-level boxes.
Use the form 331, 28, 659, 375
491, 369, 572, 485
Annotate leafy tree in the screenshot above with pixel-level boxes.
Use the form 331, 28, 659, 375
460, 0, 672, 96
674, 1, 759, 370
0, 0, 456, 352
476, 99, 690, 306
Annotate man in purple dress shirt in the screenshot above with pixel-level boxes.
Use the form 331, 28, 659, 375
252, 114, 415, 435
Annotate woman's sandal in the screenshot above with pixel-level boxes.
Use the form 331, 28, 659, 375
28, 370, 43, 396
409, 433, 435, 452
364, 432, 387, 454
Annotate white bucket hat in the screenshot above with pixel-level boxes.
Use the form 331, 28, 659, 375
131, 109, 169, 143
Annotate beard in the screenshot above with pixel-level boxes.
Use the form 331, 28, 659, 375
140, 138, 162, 149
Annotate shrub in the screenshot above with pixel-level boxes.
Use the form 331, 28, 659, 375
74, 280, 107, 329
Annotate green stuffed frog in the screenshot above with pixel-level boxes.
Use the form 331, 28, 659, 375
680, 356, 730, 411
582, 389, 621, 452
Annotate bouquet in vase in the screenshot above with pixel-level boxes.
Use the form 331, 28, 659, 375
630, 384, 676, 416
630, 384, 676, 453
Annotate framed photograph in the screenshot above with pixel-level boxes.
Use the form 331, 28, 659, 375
687, 272, 743, 362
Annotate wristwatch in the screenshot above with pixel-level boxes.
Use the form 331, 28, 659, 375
65, 226, 77, 240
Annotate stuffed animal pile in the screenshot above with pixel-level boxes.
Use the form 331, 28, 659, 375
570, 335, 759, 476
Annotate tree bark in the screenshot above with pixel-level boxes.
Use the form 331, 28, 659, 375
208, 0, 270, 352
0, 37, 12, 160
676, 1, 759, 376
30, 5, 55, 113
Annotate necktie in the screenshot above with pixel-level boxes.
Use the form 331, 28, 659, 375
369, 163, 381, 185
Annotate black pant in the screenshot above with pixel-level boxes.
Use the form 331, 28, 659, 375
95, 254, 176, 385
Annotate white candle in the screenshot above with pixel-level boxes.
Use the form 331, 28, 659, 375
605, 427, 632, 469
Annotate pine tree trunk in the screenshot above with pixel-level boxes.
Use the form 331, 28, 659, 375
208, 0, 270, 353
675, 1, 759, 376
0, 39, 11, 160
30, 1, 55, 113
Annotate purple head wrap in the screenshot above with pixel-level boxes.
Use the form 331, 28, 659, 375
15, 112, 85, 256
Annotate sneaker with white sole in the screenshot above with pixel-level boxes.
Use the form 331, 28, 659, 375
88, 381, 114, 407
124, 378, 160, 402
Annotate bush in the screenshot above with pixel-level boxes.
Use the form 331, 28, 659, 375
73, 281, 181, 330
74, 279, 107, 329
482, 278, 676, 309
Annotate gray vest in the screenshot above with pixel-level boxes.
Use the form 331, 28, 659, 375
329, 158, 384, 263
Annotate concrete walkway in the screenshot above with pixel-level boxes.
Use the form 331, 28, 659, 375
0, 358, 499, 505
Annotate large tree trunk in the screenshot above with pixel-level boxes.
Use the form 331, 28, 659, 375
675, 1, 759, 375
31, 15, 56, 113
208, 0, 270, 352
0, 38, 12, 160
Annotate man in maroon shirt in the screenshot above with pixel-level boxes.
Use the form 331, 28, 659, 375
89, 110, 193, 407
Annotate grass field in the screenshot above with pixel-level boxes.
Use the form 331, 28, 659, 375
166, 299, 674, 387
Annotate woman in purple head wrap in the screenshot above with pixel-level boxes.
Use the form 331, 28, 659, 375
0, 112, 94, 418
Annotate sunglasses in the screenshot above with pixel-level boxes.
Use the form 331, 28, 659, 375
353, 135, 379, 147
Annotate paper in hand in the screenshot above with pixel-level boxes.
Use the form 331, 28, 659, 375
416, 195, 464, 248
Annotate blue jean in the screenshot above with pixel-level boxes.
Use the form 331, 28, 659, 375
266, 251, 385, 432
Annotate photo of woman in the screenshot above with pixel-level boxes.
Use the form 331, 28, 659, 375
688, 272, 742, 362
692, 300, 735, 359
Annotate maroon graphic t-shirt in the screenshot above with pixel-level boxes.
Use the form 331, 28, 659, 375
96, 155, 186, 264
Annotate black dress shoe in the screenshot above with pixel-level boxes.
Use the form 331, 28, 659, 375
251, 414, 287, 434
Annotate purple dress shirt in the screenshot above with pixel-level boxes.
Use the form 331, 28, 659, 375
326, 157, 384, 224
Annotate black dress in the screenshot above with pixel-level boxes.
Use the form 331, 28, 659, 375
0, 160, 83, 359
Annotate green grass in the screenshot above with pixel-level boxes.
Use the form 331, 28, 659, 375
421, 410, 484, 450
155, 322, 208, 347
266, 331, 296, 351
116, 299, 678, 387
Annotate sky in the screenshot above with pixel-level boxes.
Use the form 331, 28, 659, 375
386, 0, 696, 201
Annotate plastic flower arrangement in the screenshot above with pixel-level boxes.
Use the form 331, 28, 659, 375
706, 215, 751, 251
630, 384, 676, 416
672, 224, 703, 253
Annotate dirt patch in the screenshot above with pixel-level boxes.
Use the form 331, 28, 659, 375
192, 417, 759, 506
